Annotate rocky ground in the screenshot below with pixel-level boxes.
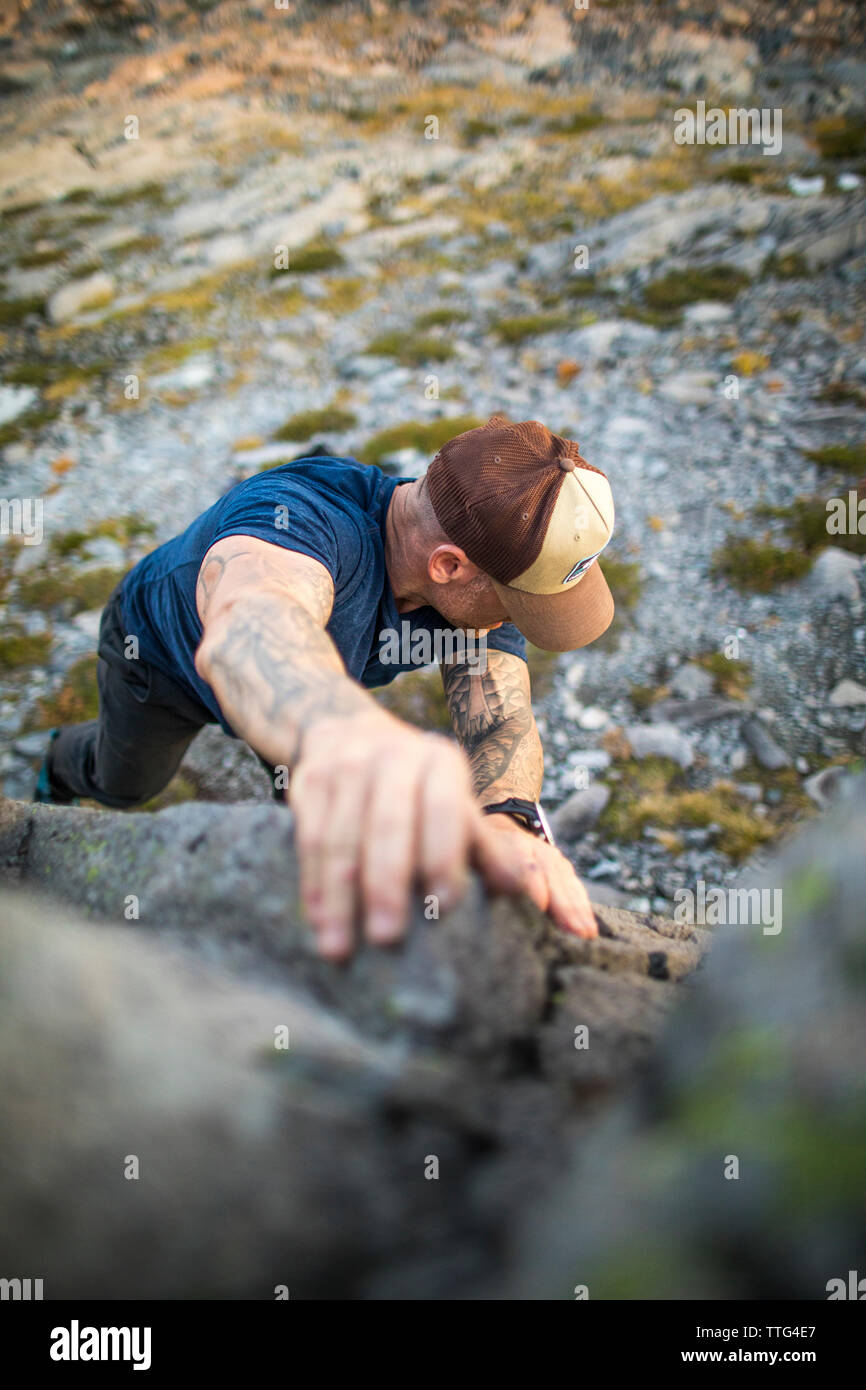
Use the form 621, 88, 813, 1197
0, 2, 865, 903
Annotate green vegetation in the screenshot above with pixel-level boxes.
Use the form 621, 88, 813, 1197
141, 773, 199, 812
601, 554, 642, 610
0, 402, 61, 449
17, 565, 128, 616
358, 415, 483, 467
543, 110, 605, 136
600, 756, 776, 862
0, 538, 22, 601
0, 626, 52, 673
30, 655, 99, 728
754, 495, 866, 558
629, 682, 669, 712
805, 442, 866, 472
273, 239, 344, 274
365, 331, 455, 364
142, 336, 217, 371
414, 306, 469, 329
321, 276, 367, 314
96, 181, 175, 209
272, 404, 357, 442
715, 161, 766, 185
695, 650, 752, 699
762, 251, 810, 280
491, 312, 570, 344
16, 246, 66, 269
814, 113, 866, 159
0, 295, 44, 327
5, 359, 111, 389
732, 759, 813, 823
461, 117, 500, 145
711, 538, 812, 593
815, 382, 866, 406
0, 200, 44, 222
643, 263, 751, 310
45, 514, 155, 560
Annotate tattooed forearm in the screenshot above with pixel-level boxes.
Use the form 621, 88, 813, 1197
197, 589, 372, 767
442, 651, 543, 801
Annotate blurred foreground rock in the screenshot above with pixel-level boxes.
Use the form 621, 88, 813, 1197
0, 794, 706, 1299
508, 772, 866, 1300
0, 779, 863, 1299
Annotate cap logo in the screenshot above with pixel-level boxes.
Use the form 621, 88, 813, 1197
562, 546, 604, 586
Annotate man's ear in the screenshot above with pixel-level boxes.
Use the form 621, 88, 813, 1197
427, 544, 479, 586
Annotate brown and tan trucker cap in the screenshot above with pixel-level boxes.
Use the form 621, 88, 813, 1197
427, 417, 615, 652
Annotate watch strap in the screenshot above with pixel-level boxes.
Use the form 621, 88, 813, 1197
482, 797, 556, 846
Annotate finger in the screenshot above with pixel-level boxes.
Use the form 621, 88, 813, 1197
360, 754, 419, 945
291, 758, 337, 940
314, 757, 371, 959
418, 745, 473, 911
545, 856, 598, 938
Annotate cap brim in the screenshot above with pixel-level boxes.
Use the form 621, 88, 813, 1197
491, 560, 614, 653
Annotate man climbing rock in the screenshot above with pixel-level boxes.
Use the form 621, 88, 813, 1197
36, 417, 616, 959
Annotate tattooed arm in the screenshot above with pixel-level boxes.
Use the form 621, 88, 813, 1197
442, 647, 598, 939
194, 533, 372, 767
441, 649, 543, 806
194, 534, 522, 959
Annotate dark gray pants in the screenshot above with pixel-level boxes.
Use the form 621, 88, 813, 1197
48, 587, 280, 808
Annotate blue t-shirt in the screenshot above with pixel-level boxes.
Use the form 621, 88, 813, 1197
119, 456, 527, 738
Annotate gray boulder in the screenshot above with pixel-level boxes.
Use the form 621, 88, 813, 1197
0, 794, 708, 1299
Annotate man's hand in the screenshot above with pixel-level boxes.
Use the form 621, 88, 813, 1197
291, 708, 525, 960
479, 813, 598, 939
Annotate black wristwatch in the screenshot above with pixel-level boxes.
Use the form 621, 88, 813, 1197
482, 797, 556, 846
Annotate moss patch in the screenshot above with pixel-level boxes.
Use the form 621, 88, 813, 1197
805, 442, 866, 472
814, 113, 866, 159
321, 276, 367, 314
711, 538, 811, 592
695, 650, 752, 699
762, 251, 810, 280
754, 495, 866, 558
643, 263, 751, 310
491, 312, 570, 344
0, 402, 61, 448
601, 554, 642, 610
95, 181, 175, 210
0, 295, 45, 327
601, 758, 776, 862
30, 655, 99, 728
272, 404, 357, 442
414, 306, 469, 329
365, 330, 455, 365
275, 239, 344, 274
543, 110, 605, 136
140, 773, 199, 812
359, 415, 483, 467
629, 682, 670, 712
0, 627, 52, 672
815, 382, 866, 407
46, 515, 155, 561
16, 564, 127, 616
